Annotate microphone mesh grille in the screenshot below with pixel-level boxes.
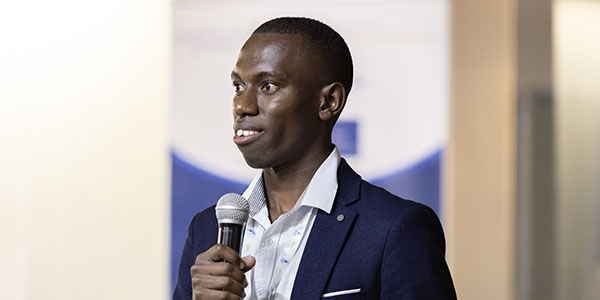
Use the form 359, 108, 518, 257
215, 193, 250, 225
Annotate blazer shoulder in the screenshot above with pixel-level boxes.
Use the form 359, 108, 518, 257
358, 179, 447, 249
187, 205, 219, 251
191, 204, 217, 225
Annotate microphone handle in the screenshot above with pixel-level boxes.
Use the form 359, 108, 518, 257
217, 223, 244, 253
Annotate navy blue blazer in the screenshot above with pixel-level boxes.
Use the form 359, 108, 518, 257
173, 159, 456, 299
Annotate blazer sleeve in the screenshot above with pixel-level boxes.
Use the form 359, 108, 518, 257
380, 204, 457, 300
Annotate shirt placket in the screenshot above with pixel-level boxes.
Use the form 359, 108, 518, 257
255, 222, 281, 299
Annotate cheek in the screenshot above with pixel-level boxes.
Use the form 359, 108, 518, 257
263, 96, 292, 115
260, 92, 320, 131
260, 98, 298, 126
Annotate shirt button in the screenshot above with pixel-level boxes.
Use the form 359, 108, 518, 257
264, 237, 273, 246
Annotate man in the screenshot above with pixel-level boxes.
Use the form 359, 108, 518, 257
174, 17, 456, 300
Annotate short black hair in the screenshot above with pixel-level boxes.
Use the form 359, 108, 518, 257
253, 17, 354, 96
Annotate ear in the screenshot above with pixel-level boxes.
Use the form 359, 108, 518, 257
318, 82, 346, 122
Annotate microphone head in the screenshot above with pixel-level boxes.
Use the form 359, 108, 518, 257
215, 193, 250, 225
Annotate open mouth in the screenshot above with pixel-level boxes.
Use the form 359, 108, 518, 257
233, 129, 263, 145
235, 129, 260, 137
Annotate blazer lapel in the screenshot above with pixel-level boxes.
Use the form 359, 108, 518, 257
290, 159, 362, 299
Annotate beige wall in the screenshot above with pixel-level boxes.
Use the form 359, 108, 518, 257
0, 1, 170, 299
446, 0, 516, 299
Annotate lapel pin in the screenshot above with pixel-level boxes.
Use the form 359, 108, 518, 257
336, 214, 345, 222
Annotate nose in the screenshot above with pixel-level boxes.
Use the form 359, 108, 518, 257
233, 88, 258, 117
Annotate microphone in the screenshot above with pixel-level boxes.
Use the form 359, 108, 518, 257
215, 193, 250, 253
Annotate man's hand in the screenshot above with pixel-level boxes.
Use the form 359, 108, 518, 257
191, 244, 256, 300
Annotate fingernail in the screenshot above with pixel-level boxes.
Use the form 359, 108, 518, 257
240, 261, 246, 269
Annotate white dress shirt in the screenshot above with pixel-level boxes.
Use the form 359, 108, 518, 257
240, 148, 341, 300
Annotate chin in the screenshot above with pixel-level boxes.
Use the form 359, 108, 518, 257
241, 153, 271, 169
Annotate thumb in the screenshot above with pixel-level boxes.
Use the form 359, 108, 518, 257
241, 256, 256, 272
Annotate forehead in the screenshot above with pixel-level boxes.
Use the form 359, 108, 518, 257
234, 33, 312, 74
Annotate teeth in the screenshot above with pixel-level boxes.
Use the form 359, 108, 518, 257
236, 129, 258, 137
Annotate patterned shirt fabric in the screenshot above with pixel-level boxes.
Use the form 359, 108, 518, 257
241, 148, 341, 300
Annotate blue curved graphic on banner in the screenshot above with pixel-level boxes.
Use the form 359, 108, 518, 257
170, 148, 442, 292
372, 149, 442, 214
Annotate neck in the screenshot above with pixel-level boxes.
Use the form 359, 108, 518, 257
263, 144, 333, 222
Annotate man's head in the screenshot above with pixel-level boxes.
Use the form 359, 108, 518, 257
231, 17, 353, 169
253, 17, 354, 97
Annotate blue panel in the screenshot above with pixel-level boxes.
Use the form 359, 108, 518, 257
332, 121, 358, 156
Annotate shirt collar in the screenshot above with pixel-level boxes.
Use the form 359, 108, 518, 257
242, 147, 341, 216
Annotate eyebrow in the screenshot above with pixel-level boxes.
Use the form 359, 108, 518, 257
230, 71, 241, 80
230, 70, 286, 80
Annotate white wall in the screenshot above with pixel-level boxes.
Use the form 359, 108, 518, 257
0, 1, 170, 299
554, 1, 600, 299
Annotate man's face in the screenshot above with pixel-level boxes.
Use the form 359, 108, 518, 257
231, 33, 324, 169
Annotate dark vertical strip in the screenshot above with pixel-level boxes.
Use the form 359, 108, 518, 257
516, 0, 555, 298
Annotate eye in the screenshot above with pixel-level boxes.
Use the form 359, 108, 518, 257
261, 82, 280, 93
233, 82, 245, 95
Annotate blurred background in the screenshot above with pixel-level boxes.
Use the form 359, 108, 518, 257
1, 0, 599, 299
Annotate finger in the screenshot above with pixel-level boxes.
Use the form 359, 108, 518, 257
192, 274, 246, 296
192, 288, 242, 300
241, 256, 256, 272
196, 244, 243, 268
191, 261, 246, 284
